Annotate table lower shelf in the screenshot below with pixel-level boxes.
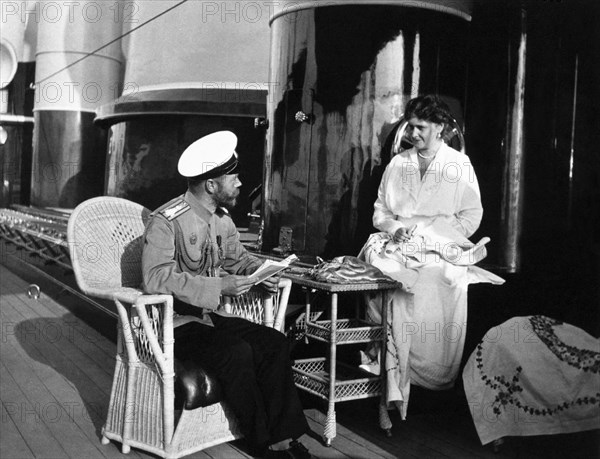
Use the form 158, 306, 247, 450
306, 318, 384, 344
292, 357, 382, 402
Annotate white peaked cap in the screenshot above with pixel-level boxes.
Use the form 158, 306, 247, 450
178, 131, 239, 178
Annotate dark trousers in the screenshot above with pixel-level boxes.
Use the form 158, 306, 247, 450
173, 314, 308, 449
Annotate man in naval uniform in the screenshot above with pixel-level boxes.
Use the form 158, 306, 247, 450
142, 131, 312, 459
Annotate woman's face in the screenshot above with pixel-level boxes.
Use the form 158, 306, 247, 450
406, 117, 443, 151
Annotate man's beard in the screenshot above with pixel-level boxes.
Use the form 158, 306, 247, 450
214, 189, 238, 210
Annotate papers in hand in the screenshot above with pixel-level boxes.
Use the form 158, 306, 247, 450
250, 254, 298, 285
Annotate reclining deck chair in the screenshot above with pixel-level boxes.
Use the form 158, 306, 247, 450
67, 197, 291, 458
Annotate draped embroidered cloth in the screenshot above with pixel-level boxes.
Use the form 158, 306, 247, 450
462, 315, 600, 445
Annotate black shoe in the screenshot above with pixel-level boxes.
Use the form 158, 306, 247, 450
287, 440, 315, 459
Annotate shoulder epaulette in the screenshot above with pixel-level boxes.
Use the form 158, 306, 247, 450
160, 199, 190, 221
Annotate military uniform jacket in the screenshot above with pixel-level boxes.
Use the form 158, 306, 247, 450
142, 190, 262, 318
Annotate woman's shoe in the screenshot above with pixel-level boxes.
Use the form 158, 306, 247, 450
358, 350, 381, 375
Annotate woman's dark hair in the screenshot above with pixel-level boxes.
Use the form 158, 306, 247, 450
404, 94, 453, 126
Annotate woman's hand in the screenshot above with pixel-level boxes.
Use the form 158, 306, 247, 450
394, 225, 417, 242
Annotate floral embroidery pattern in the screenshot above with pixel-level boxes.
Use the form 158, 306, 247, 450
475, 316, 600, 418
529, 315, 600, 374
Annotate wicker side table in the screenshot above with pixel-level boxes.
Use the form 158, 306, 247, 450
284, 273, 402, 446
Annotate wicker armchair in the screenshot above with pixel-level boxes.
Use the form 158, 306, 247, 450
67, 197, 291, 458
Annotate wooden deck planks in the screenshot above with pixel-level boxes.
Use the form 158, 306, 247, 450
0, 367, 51, 459
0, 293, 130, 458
1, 264, 252, 459
201, 441, 253, 459
404, 411, 500, 459
1, 290, 114, 431
304, 409, 395, 459
0, 357, 94, 458
2, 263, 390, 459
0, 265, 450, 459
304, 399, 447, 459
0, 400, 35, 459
9, 261, 595, 459
0, 291, 113, 400
1, 266, 116, 370
1, 266, 150, 459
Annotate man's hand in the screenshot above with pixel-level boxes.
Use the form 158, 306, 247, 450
257, 275, 280, 295
221, 275, 256, 296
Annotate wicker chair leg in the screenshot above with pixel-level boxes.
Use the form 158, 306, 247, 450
101, 436, 110, 445
122, 444, 131, 454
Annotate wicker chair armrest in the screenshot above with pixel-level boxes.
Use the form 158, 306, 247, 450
131, 294, 176, 446
274, 277, 292, 331
134, 293, 174, 308
222, 277, 292, 332
112, 288, 173, 306
82, 286, 119, 301
112, 288, 144, 304
133, 294, 174, 375
112, 291, 174, 367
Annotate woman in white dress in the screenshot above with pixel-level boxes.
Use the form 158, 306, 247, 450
359, 95, 503, 419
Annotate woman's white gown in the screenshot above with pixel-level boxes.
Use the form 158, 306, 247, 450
359, 143, 504, 419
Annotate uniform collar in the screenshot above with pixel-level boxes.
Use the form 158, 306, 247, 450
184, 190, 214, 223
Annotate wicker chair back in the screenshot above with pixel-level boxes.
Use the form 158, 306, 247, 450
67, 197, 150, 299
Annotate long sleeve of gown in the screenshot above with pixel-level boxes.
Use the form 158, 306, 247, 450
450, 157, 483, 237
